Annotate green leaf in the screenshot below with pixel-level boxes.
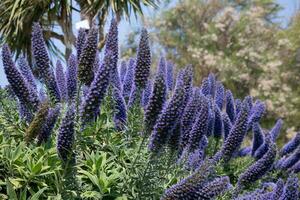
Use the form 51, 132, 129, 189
29, 187, 47, 200
6, 179, 18, 200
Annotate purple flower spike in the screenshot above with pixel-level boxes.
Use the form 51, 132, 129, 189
127, 84, 139, 108
200, 77, 211, 96
166, 61, 174, 91
225, 90, 235, 123
179, 88, 202, 151
18, 101, 33, 123
188, 97, 209, 152
280, 132, 300, 156
55, 60, 67, 101
248, 100, 266, 129
78, 27, 98, 86
148, 70, 187, 153
270, 119, 283, 142
213, 105, 223, 138
142, 80, 153, 108
279, 175, 299, 200
66, 54, 78, 101
219, 102, 249, 163
104, 19, 119, 89
280, 145, 300, 170
206, 99, 215, 137
254, 133, 271, 160
134, 28, 151, 90
144, 74, 167, 134
31, 23, 60, 102
57, 104, 75, 163
208, 73, 216, 96
186, 136, 208, 170
215, 81, 225, 110
271, 179, 284, 200
76, 28, 87, 61
222, 112, 232, 140
122, 58, 135, 98
161, 161, 230, 200
37, 105, 61, 145
289, 160, 300, 173
18, 57, 37, 93
251, 123, 265, 157
237, 141, 276, 188
112, 88, 127, 131
235, 99, 242, 115
2, 44, 39, 113
157, 57, 167, 77
56, 105, 75, 163
119, 60, 127, 84
80, 52, 113, 126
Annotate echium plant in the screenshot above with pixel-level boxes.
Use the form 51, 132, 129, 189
31, 23, 60, 102
2, 44, 39, 113
77, 27, 98, 86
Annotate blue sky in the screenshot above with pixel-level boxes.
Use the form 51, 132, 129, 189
0, 0, 299, 86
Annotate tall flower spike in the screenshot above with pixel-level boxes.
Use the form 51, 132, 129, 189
57, 104, 76, 163
200, 77, 211, 96
161, 161, 215, 200
122, 58, 135, 98
280, 145, 300, 170
222, 112, 232, 140
18, 57, 37, 93
144, 74, 167, 134
225, 90, 235, 123
235, 99, 242, 115
80, 51, 113, 126
213, 105, 223, 138
271, 179, 284, 200
186, 135, 208, 170
55, 60, 68, 101
104, 19, 119, 89
179, 88, 202, 151
289, 160, 300, 173
157, 57, 167, 77
66, 54, 78, 101
148, 70, 187, 153
279, 175, 299, 200
142, 80, 153, 108
215, 81, 225, 110
166, 61, 174, 91
248, 100, 266, 129
219, 102, 249, 162
208, 73, 216, 97
161, 175, 231, 200
237, 141, 276, 188
134, 28, 151, 90
37, 105, 61, 145
18, 100, 33, 123
31, 23, 60, 102
251, 123, 265, 157
127, 84, 139, 108
206, 98, 215, 137
188, 97, 209, 152
112, 87, 127, 131
2, 45, 39, 112
254, 133, 271, 160
76, 28, 87, 61
119, 60, 127, 83
25, 102, 50, 143
78, 27, 98, 86
270, 119, 283, 142
280, 132, 300, 156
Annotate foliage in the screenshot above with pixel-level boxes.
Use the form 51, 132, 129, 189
151, 0, 300, 132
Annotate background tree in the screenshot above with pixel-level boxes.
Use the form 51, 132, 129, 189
149, 0, 300, 131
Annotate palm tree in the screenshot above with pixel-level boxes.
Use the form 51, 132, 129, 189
0, 0, 159, 61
